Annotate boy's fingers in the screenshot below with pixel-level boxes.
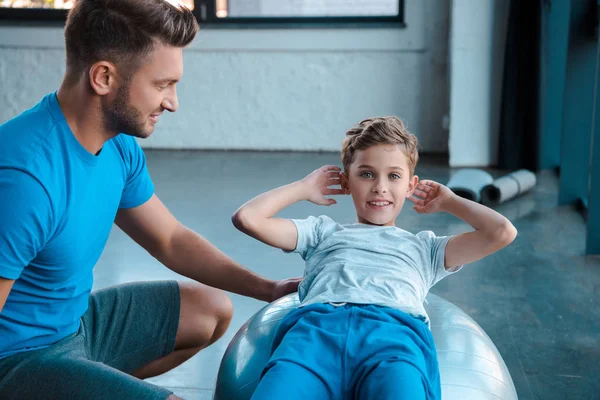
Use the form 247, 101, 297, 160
412, 205, 425, 213
417, 184, 432, 193
324, 189, 346, 195
419, 180, 438, 188
413, 188, 428, 198
409, 195, 425, 205
319, 197, 337, 206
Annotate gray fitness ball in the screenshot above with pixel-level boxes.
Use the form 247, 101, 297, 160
214, 293, 518, 400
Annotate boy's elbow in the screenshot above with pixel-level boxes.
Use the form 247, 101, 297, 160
496, 220, 517, 247
231, 208, 255, 234
231, 209, 247, 231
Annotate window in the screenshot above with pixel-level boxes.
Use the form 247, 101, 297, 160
0, 0, 194, 20
0, 0, 75, 8
0, 0, 193, 8
0, 0, 403, 25
201, 0, 404, 25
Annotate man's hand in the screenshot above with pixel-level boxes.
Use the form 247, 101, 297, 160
409, 179, 457, 214
300, 165, 345, 206
269, 277, 302, 302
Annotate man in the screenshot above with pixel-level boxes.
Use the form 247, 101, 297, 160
0, 1, 299, 399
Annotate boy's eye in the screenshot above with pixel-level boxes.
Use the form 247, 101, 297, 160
390, 173, 401, 180
360, 172, 374, 179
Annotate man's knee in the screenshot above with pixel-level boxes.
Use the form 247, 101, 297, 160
212, 289, 233, 336
177, 282, 233, 347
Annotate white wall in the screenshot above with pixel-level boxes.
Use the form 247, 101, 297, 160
0, 0, 450, 152
448, 0, 510, 166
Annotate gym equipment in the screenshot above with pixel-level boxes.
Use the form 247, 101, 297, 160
446, 169, 494, 203
214, 293, 518, 400
480, 169, 537, 206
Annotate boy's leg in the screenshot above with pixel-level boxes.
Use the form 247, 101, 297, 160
350, 305, 441, 400
83, 280, 233, 377
356, 360, 426, 400
251, 360, 331, 400
250, 304, 348, 400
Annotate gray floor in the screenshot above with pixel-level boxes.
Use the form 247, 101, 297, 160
93, 150, 600, 400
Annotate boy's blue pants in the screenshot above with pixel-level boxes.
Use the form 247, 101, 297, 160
250, 303, 441, 400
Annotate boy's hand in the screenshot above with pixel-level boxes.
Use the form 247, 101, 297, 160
301, 165, 345, 206
409, 179, 457, 214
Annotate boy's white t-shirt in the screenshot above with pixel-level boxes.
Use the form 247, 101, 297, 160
291, 215, 462, 325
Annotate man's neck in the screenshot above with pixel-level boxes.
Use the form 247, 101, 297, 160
56, 81, 116, 155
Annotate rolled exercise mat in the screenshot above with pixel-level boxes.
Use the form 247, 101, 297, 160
480, 169, 537, 206
446, 169, 494, 202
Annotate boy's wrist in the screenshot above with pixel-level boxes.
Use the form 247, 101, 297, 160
439, 193, 462, 213
292, 179, 311, 202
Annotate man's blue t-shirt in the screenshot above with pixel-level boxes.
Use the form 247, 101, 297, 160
0, 92, 154, 358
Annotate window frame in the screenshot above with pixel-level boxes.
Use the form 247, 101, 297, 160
0, 0, 405, 27
0, 7, 67, 21
194, 0, 404, 27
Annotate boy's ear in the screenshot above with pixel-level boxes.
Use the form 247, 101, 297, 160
340, 172, 351, 194
406, 175, 418, 198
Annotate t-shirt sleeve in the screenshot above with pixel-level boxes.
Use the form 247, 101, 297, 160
118, 137, 155, 209
417, 230, 462, 287
0, 169, 53, 280
289, 215, 334, 260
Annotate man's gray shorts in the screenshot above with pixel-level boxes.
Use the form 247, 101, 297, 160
0, 280, 180, 400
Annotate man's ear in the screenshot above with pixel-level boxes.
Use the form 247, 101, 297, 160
340, 172, 351, 195
406, 175, 418, 198
89, 61, 118, 96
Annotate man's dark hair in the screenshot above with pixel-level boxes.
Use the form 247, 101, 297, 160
65, 0, 199, 80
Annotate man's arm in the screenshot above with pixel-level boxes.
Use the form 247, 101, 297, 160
0, 278, 15, 313
410, 180, 517, 268
0, 170, 53, 313
115, 195, 289, 302
231, 165, 344, 251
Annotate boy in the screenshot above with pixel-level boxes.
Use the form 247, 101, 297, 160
232, 116, 517, 399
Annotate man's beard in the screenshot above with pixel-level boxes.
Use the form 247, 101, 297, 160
102, 83, 149, 139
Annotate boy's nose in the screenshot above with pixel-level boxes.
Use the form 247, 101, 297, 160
371, 185, 388, 194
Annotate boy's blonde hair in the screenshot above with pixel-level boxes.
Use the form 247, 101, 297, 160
341, 116, 419, 175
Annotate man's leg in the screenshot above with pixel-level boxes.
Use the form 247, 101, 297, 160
0, 332, 172, 400
132, 281, 233, 378
83, 280, 232, 379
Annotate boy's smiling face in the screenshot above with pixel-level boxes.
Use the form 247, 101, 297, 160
341, 143, 418, 226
